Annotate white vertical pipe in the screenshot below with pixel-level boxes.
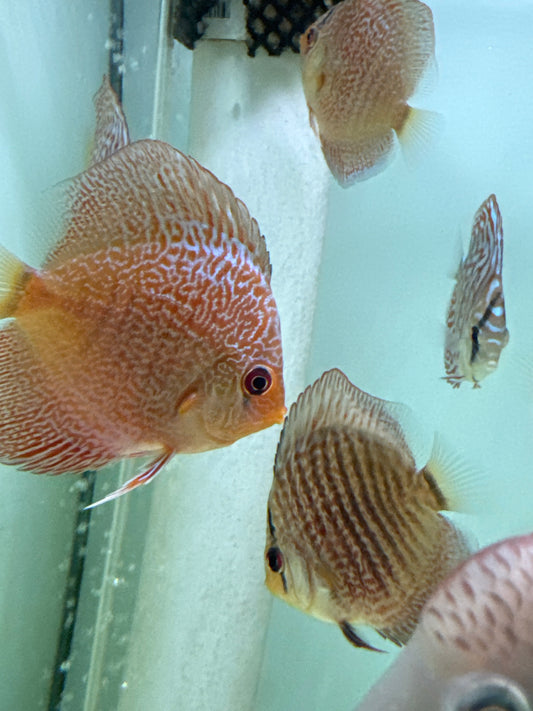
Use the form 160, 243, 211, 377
118, 40, 330, 711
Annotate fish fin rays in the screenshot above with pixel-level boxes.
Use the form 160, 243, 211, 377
275, 369, 428, 471
85, 451, 173, 509
398, 107, 443, 171
320, 132, 396, 187
469, 193, 503, 271
43, 140, 272, 280
422, 433, 483, 515
0, 245, 32, 318
0, 322, 115, 475
377, 619, 414, 647
89, 75, 130, 167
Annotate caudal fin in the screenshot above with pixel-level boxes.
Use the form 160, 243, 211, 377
0, 245, 32, 318
397, 106, 443, 170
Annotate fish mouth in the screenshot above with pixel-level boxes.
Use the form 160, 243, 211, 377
273, 405, 287, 425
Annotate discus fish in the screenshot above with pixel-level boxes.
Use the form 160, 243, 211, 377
265, 368, 473, 650
300, 0, 436, 186
0, 77, 285, 506
444, 194, 509, 388
357, 533, 533, 710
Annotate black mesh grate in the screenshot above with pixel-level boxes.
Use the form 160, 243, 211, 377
244, 0, 338, 56
170, 0, 342, 56
170, 0, 220, 49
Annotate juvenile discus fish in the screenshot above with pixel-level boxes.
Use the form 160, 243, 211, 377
300, 0, 436, 186
265, 369, 473, 650
444, 194, 509, 388
0, 77, 285, 506
357, 533, 533, 710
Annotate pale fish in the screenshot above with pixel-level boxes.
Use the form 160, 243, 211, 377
357, 533, 533, 710
444, 194, 509, 388
265, 368, 473, 650
300, 0, 437, 186
0, 77, 286, 506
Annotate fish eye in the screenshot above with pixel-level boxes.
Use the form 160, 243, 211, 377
266, 546, 284, 573
442, 672, 531, 711
305, 27, 318, 49
243, 366, 273, 396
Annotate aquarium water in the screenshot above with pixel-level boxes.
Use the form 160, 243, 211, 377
1, 1, 532, 710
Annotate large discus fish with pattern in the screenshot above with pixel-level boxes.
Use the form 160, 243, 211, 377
265, 368, 472, 651
0, 77, 285, 506
444, 194, 509, 388
358, 533, 533, 710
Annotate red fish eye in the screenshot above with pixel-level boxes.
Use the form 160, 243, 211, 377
243, 366, 273, 396
266, 546, 284, 573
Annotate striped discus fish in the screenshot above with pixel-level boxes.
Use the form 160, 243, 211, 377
265, 369, 472, 651
444, 194, 509, 388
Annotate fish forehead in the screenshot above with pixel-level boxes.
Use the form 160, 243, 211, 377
421, 534, 533, 676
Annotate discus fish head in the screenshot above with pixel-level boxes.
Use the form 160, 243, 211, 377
189, 350, 285, 450
264, 506, 338, 620
264, 535, 315, 614
300, 22, 329, 106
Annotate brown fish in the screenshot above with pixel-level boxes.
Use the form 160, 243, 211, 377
300, 0, 436, 186
444, 194, 509, 388
0, 77, 286, 506
265, 369, 472, 650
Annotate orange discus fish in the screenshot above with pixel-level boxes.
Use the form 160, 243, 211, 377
300, 0, 436, 186
265, 369, 473, 650
444, 194, 509, 388
0, 78, 286, 506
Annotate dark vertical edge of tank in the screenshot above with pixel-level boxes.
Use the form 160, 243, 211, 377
109, 0, 125, 99
46, 472, 97, 711
45, 2, 125, 709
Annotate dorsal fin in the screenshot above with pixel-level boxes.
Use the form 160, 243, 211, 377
275, 369, 423, 472
467, 193, 503, 274
89, 75, 130, 166
43, 140, 271, 279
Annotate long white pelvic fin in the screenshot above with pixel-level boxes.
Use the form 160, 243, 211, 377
84, 451, 173, 509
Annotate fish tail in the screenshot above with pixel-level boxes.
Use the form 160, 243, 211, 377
0, 245, 32, 318
421, 434, 483, 514
397, 106, 443, 170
